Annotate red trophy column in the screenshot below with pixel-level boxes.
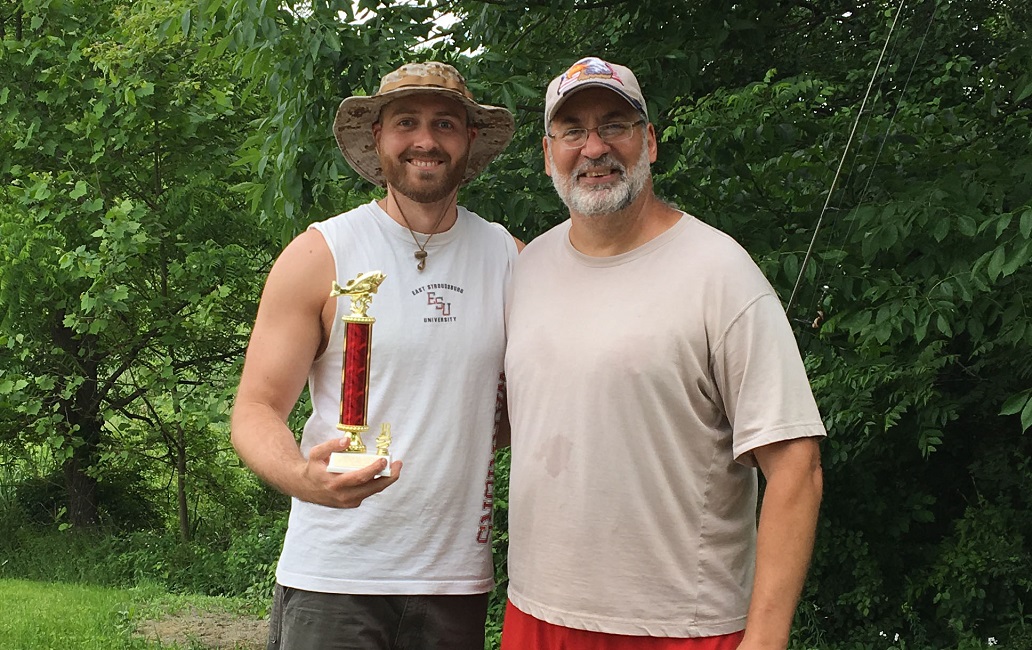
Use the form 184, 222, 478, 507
339, 319, 372, 447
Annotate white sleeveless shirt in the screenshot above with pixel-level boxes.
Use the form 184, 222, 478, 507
275, 200, 517, 594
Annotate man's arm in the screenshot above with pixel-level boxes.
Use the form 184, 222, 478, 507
231, 229, 401, 508
739, 436, 823, 650
496, 234, 524, 449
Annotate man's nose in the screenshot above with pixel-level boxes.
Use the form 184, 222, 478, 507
579, 128, 612, 159
410, 123, 437, 149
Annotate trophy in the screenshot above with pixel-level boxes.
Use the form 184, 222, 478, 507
325, 271, 392, 477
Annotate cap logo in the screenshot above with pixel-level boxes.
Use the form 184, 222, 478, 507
557, 57, 623, 95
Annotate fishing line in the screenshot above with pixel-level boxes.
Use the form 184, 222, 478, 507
832, 3, 938, 252
795, 1, 940, 332
785, 0, 909, 316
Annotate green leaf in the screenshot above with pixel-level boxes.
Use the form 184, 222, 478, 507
1001, 391, 1031, 416
994, 213, 1013, 238
204, 0, 224, 17
966, 317, 983, 341
956, 216, 977, 237
1002, 241, 1031, 277
986, 247, 1006, 282
213, 34, 233, 58
1015, 76, 1032, 104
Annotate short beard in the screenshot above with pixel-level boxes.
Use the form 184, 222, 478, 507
381, 147, 469, 204
548, 135, 651, 217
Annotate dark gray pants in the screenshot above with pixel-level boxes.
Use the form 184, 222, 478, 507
267, 584, 489, 650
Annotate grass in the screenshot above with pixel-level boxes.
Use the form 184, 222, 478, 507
0, 578, 263, 650
0, 578, 149, 649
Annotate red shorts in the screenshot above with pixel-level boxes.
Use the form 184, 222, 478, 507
500, 600, 745, 650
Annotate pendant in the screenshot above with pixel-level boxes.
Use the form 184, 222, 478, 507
415, 250, 427, 271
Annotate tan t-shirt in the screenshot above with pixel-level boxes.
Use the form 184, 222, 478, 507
504, 214, 825, 637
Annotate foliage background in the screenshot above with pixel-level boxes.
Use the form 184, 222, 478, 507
2, 1, 1030, 648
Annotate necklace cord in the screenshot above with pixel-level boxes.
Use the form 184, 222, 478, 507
389, 189, 457, 270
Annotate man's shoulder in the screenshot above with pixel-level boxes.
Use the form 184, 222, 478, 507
457, 205, 521, 258
677, 213, 741, 247
521, 219, 570, 254
307, 202, 383, 246
315, 201, 376, 227
458, 205, 511, 234
671, 214, 757, 267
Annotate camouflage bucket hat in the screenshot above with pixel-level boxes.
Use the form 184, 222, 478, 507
334, 62, 515, 187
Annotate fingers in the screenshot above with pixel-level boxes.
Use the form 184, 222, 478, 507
303, 438, 404, 508
338, 456, 391, 484
331, 459, 403, 508
309, 437, 350, 464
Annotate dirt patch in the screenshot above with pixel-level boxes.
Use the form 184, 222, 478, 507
135, 606, 267, 649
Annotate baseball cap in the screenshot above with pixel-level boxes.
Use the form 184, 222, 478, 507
543, 57, 648, 130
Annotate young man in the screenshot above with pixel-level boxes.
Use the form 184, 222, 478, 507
232, 61, 518, 650
503, 57, 826, 650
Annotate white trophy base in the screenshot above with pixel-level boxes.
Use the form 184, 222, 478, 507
327, 452, 392, 477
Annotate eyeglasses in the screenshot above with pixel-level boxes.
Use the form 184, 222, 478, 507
547, 119, 645, 149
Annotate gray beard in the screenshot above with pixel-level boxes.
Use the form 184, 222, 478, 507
549, 142, 651, 217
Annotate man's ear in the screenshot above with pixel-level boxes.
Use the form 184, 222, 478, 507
543, 136, 553, 177
372, 121, 382, 152
467, 125, 479, 146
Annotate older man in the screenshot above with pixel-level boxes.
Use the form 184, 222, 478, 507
232, 61, 518, 649
503, 57, 825, 650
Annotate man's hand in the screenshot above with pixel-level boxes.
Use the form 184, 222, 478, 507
299, 437, 403, 508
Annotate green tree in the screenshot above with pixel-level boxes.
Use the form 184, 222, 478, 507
640, 2, 1031, 646
0, 0, 270, 535
189, 0, 1032, 644
4, 0, 1028, 645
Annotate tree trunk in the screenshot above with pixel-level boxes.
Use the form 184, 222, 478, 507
53, 317, 102, 527
63, 397, 102, 527
176, 425, 190, 542
64, 449, 99, 527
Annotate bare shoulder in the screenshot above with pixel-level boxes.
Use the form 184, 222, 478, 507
250, 228, 336, 352
273, 229, 333, 277
261, 229, 334, 304
238, 228, 335, 414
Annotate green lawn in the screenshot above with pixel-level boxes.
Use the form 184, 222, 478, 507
0, 578, 147, 649
0, 579, 264, 650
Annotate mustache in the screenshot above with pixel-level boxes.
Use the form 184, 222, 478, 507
403, 147, 449, 162
573, 154, 626, 177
